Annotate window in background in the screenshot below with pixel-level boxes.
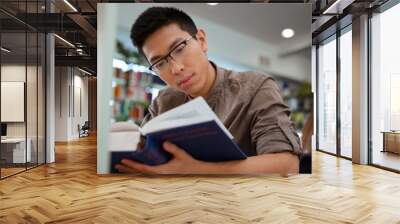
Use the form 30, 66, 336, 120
371, 2, 400, 171
317, 36, 337, 154
339, 27, 352, 158
390, 75, 400, 130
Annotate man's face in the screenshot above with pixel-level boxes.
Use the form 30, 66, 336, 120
142, 23, 210, 96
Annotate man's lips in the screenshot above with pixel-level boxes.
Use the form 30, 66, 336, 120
178, 74, 195, 88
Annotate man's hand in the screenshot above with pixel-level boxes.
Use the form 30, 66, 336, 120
115, 142, 207, 174
115, 142, 299, 176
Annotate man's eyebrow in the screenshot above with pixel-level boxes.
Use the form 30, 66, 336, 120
149, 37, 184, 63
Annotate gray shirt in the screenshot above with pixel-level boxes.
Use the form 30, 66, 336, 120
141, 62, 302, 157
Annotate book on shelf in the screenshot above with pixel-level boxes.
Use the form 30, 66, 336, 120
110, 97, 247, 173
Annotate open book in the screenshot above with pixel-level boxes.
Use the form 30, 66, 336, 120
110, 97, 247, 173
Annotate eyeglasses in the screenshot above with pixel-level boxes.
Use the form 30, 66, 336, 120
149, 36, 194, 73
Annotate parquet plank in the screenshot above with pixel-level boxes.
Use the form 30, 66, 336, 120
0, 135, 399, 223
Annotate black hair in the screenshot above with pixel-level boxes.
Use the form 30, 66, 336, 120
130, 7, 198, 56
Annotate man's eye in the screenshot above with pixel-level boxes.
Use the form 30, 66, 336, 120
174, 44, 185, 54
156, 60, 166, 68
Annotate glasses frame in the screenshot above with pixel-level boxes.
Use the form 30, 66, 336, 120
148, 36, 194, 73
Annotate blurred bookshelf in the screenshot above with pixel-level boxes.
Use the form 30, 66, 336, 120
112, 40, 165, 125
276, 78, 313, 133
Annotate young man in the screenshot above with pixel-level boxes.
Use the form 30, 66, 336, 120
115, 7, 302, 175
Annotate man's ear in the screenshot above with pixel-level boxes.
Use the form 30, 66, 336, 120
196, 28, 208, 53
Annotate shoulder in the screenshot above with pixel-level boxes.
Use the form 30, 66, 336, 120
221, 68, 278, 99
236, 70, 276, 88
150, 87, 188, 115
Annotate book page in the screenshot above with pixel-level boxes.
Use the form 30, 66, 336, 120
140, 116, 212, 135
141, 97, 233, 138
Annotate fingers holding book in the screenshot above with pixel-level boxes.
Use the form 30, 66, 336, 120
116, 159, 155, 174
115, 141, 206, 174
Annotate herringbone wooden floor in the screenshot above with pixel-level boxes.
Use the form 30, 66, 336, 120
1, 135, 400, 224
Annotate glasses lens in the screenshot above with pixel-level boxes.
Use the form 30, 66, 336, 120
153, 59, 167, 72
149, 37, 191, 73
171, 43, 186, 59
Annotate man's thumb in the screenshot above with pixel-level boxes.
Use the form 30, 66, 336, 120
163, 142, 184, 157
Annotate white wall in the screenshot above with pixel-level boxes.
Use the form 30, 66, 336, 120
1, 65, 27, 139
1, 65, 26, 81
55, 67, 68, 141
54, 67, 89, 141
72, 73, 89, 138
1, 64, 46, 163
1, 65, 39, 138
97, 3, 118, 174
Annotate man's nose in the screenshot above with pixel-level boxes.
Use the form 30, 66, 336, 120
169, 57, 184, 75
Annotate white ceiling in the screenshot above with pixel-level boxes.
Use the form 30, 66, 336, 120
172, 3, 311, 48
117, 3, 311, 54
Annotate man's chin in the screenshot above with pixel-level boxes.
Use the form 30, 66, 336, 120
176, 86, 197, 97
184, 89, 200, 98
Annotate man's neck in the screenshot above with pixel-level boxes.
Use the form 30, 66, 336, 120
189, 62, 216, 98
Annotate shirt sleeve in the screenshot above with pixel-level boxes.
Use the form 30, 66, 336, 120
250, 78, 302, 156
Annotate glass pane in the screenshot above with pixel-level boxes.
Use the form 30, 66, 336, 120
38, 33, 45, 165
27, 31, 38, 169
371, 3, 400, 171
318, 37, 337, 154
26, 0, 39, 13
340, 29, 352, 158
1, 31, 27, 177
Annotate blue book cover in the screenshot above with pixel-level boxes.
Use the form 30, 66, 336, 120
109, 97, 247, 173
110, 120, 247, 173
